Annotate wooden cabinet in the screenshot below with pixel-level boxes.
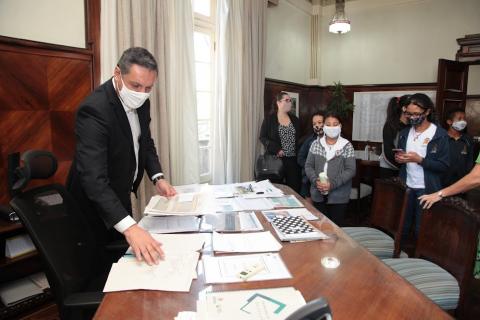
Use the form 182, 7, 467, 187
0, 220, 53, 319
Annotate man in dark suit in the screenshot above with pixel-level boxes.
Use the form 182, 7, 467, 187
67, 47, 176, 266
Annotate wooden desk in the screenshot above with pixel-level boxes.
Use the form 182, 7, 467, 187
94, 185, 451, 320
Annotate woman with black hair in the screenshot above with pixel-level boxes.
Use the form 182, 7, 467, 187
259, 92, 301, 192
395, 93, 450, 244
379, 95, 409, 178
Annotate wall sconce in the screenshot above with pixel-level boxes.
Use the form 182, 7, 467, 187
329, 0, 351, 34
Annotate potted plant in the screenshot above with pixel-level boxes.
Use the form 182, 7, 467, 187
327, 81, 354, 118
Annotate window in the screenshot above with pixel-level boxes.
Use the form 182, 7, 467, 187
193, 0, 215, 182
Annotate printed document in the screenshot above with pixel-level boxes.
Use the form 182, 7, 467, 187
212, 231, 282, 253
196, 287, 306, 320
104, 252, 200, 292
202, 253, 291, 284
262, 208, 318, 221
268, 195, 304, 208
138, 215, 202, 233
125, 233, 206, 256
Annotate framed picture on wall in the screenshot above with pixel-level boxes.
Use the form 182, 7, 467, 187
284, 91, 300, 117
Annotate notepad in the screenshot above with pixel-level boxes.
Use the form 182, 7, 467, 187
212, 231, 282, 253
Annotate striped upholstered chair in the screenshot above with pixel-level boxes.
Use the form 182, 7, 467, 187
383, 197, 479, 313
343, 178, 409, 259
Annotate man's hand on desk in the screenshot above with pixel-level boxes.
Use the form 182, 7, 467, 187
123, 224, 165, 265
155, 179, 177, 197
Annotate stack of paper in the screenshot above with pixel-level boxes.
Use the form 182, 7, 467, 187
202, 253, 291, 284
104, 234, 206, 293
196, 287, 306, 320
210, 180, 284, 199
0, 277, 44, 306
262, 208, 318, 221
138, 215, 202, 233
215, 197, 274, 212
212, 231, 282, 253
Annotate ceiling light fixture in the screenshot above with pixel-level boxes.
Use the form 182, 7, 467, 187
329, 0, 351, 34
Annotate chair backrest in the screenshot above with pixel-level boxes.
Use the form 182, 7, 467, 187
285, 297, 332, 320
416, 197, 479, 300
8, 151, 101, 315
370, 178, 410, 257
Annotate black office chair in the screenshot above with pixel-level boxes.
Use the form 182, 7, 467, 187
285, 297, 332, 320
8, 150, 107, 320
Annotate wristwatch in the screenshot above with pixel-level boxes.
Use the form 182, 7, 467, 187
152, 174, 164, 185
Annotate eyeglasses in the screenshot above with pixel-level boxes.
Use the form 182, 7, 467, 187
281, 98, 292, 103
404, 111, 425, 117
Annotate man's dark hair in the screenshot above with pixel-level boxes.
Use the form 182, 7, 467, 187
446, 108, 465, 121
117, 47, 158, 74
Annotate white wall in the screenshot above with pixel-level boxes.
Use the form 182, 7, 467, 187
319, 0, 480, 85
0, 0, 85, 48
265, 0, 312, 84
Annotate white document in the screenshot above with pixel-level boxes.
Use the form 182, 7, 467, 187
5, 234, 36, 258
125, 233, 206, 256
145, 191, 215, 216
267, 195, 304, 208
175, 311, 197, 320
202, 253, 291, 284
235, 197, 275, 211
196, 287, 306, 320
0, 277, 43, 306
215, 198, 244, 212
104, 252, 200, 292
201, 212, 263, 232
138, 215, 201, 233
212, 231, 282, 253
262, 208, 318, 221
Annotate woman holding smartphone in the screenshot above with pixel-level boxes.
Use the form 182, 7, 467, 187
395, 93, 449, 245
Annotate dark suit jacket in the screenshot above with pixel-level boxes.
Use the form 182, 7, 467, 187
67, 79, 162, 243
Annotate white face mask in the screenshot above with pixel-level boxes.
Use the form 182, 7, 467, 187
323, 125, 341, 138
118, 76, 150, 109
451, 120, 467, 131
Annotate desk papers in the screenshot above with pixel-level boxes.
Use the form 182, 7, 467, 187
202, 253, 291, 284
211, 180, 284, 198
268, 195, 304, 208
104, 252, 200, 292
201, 212, 263, 232
212, 231, 282, 253
125, 233, 206, 256
138, 215, 202, 233
196, 287, 306, 320
216, 197, 274, 212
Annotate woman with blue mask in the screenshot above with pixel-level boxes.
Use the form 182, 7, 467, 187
395, 93, 450, 249
305, 111, 356, 226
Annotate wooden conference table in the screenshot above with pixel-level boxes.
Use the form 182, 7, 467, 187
94, 185, 451, 320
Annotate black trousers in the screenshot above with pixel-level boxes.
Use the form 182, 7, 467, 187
282, 156, 301, 193
313, 201, 348, 227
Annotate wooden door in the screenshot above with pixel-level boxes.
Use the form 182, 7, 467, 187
435, 59, 469, 127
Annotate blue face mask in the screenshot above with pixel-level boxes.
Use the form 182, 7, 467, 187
408, 114, 426, 126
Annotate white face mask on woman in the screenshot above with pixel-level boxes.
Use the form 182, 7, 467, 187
118, 76, 150, 109
323, 125, 341, 138
452, 120, 467, 131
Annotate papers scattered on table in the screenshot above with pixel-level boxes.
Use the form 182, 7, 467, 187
210, 180, 284, 198
268, 195, 304, 208
125, 233, 206, 256
212, 231, 282, 253
196, 287, 306, 320
138, 215, 202, 233
201, 211, 263, 232
262, 208, 318, 221
202, 253, 291, 284
215, 197, 274, 212
104, 252, 200, 292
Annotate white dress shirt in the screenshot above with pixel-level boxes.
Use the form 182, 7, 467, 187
406, 123, 437, 188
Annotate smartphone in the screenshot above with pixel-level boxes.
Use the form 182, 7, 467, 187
392, 148, 405, 153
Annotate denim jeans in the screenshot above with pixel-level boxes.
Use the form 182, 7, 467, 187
401, 188, 425, 244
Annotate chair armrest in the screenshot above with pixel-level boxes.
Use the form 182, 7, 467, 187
63, 291, 104, 308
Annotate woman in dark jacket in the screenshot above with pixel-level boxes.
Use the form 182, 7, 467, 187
259, 91, 301, 192
395, 93, 449, 244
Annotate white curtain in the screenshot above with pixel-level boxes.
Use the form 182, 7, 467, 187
100, 0, 199, 219
211, 0, 267, 184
